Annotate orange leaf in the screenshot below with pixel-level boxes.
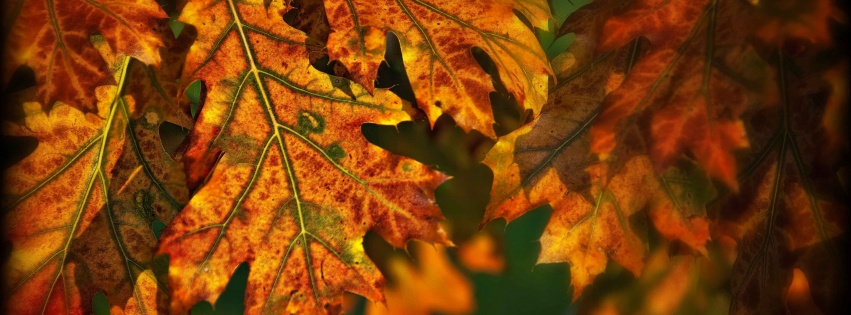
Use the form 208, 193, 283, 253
753, 0, 842, 48
2, 45, 190, 314
322, 0, 552, 137
537, 156, 656, 298
2, 0, 167, 110
484, 4, 715, 294
588, 0, 778, 189
458, 232, 505, 274
366, 242, 473, 315
157, 1, 448, 313
715, 53, 848, 314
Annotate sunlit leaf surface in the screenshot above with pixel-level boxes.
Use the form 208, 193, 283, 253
157, 0, 449, 313
2, 0, 167, 110
2, 50, 189, 314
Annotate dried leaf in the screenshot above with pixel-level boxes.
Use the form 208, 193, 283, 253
322, 0, 552, 137
2, 0, 167, 110
2, 51, 189, 314
536, 156, 654, 298
157, 1, 448, 313
588, 0, 779, 190
715, 54, 848, 314
484, 8, 713, 296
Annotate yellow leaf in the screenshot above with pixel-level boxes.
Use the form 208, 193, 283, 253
3, 49, 189, 314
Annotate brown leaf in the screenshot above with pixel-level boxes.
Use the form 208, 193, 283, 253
322, 0, 552, 137
483, 3, 715, 295
2, 0, 167, 110
715, 53, 848, 314
588, 0, 776, 190
2, 49, 189, 314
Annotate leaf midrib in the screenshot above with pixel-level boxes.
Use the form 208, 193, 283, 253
35, 56, 131, 314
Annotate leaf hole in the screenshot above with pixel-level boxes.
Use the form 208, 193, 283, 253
512, 9, 533, 31
159, 121, 189, 155
92, 291, 110, 315
184, 79, 205, 119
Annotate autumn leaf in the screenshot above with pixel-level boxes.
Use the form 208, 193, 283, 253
458, 232, 504, 274
821, 62, 848, 156
2, 0, 167, 110
714, 53, 848, 314
586, 0, 785, 190
284, 0, 351, 78
365, 242, 473, 315
2, 46, 190, 314
483, 3, 637, 224
536, 155, 680, 298
752, 0, 843, 47
156, 0, 449, 313
482, 2, 718, 296
578, 244, 732, 315
322, 0, 552, 137
786, 268, 823, 315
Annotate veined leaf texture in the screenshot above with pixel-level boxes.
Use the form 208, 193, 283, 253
1, 0, 847, 314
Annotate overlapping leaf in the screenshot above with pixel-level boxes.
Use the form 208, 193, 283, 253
533, 155, 714, 297
585, 0, 782, 190
714, 54, 848, 314
322, 0, 552, 137
157, 0, 449, 313
578, 245, 732, 315
2, 0, 167, 110
365, 242, 473, 315
2, 44, 190, 314
483, 3, 714, 295
484, 0, 846, 309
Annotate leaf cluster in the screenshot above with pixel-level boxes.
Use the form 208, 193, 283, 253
1, 0, 848, 314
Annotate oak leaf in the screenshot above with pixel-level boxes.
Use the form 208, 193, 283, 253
714, 54, 848, 314
483, 0, 718, 297
157, 0, 448, 313
2, 0, 167, 110
322, 0, 552, 137
533, 155, 712, 298
2, 50, 190, 314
